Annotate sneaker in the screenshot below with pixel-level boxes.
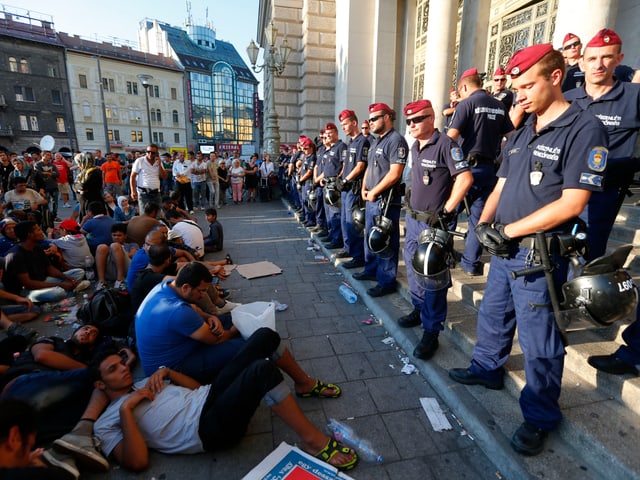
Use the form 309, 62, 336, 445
43, 449, 80, 479
95, 281, 107, 291
74, 280, 91, 292
7, 322, 37, 341
114, 280, 128, 291
54, 433, 110, 471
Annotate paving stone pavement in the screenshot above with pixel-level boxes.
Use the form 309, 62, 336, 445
24, 199, 501, 479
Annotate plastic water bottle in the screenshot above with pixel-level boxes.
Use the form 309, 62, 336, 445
84, 255, 94, 280
338, 283, 357, 304
327, 418, 383, 463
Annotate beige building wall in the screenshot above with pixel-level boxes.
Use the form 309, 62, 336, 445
66, 52, 185, 153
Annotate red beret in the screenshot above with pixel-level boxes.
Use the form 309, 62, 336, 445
460, 68, 478, 81
324, 122, 338, 131
403, 99, 432, 116
368, 103, 392, 114
300, 137, 313, 148
506, 43, 554, 77
338, 109, 356, 122
494, 66, 506, 76
563, 33, 579, 45
586, 28, 622, 48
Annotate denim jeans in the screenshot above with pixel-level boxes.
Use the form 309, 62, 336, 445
192, 181, 207, 209
206, 180, 219, 208
22, 268, 85, 303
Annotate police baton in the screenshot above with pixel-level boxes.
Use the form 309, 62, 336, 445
510, 230, 568, 346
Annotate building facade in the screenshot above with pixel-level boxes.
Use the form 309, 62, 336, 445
138, 19, 259, 155
0, 7, 74, 154
258, 0, 640, 143
59, 33, 186, 154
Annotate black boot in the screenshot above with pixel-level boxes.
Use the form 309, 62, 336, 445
398, 308, 421, 328
413, 331, 439, 360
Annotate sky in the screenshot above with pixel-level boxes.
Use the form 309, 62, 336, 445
17, 0, 260, 71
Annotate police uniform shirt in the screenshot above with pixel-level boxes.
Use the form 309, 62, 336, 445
409, 130, 468, 212
495, 102, 607, 227
301, 153, 316, 181
449, 89, 514, 158
365, 128, 408, 188
493, 89, 514, 111
564, 81, 640, 186
342, 134, 370, 179
561, 64, 585, 92
322, 140, 347, 178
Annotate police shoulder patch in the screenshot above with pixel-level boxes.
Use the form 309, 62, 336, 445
588, 146, 608, 172
579, 173, 603, 186
398, 147, 407, 159
454, 161, 469, 170
451, 147, 464, 161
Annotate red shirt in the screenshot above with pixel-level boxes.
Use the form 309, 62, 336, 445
101, 160, 121, 184
53, 159, 69, 183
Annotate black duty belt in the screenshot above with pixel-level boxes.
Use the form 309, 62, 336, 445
137, 187, 160, 195
467, 153, 495, 167
406, 207, 437, 224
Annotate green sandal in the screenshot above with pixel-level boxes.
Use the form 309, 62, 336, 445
296, 380, 342, 399
314, 438, 358, 471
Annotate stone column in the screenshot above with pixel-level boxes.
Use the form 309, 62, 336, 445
554, 0, 619, 47
457, 0, 491, 77
422, 0, 459, 130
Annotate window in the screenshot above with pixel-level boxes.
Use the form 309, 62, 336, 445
79, 74, 87, 88
126, 81, 138, 95
113, 129, 120, 141
30, 116, 39, 131
102, 78, 115, 92
153, 85, 159, 97
19, 59, 30, 74
14, 86, 35, 102
108, 130, 113, 141
152, 132, 158, 143
132, 131, 143, 142
47, 64, 58, 77
56, 117, 66, 133
19, 115, 28, 131
8, 57, 17, 72
172, 110, 179, 125
150, 110, 156, 123
158, 132, 164, 143
51, 89, 62, 105
171, 87, 177, 100
174, 132, 180, 143
86, 128, 94, 140
82, 101, 91, 118
137, 131, 143, 142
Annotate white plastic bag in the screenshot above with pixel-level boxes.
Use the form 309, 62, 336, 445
231, 301, 276, 339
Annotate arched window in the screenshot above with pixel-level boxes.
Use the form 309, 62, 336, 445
155, 109, 162, 123
8, 57, 17, 72
172, 110, 179, 125
19, 59, 30, 74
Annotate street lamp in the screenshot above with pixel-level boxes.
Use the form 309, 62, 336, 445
247, 21, 291, 161
137, 73, 154, 144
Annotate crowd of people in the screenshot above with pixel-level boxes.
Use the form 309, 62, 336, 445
1, 27, 640, 478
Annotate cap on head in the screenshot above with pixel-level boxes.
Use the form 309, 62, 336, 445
0, 218, 16, 233
324, 122, 338, 132
338, 109, 356, 122
300, 137, 313, 148
563, 33, 579, 45
459, 68, 478, 81
167, 230, 182, 240
368, 103, 392, 115
494, 66, 506, 76
59, 219, 80, 232
403, 99, 432, 116
506, 43, 554, 77
586, 28, 622, 48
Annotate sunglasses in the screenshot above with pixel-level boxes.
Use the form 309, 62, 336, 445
405, 114, 431, 126
494, 78, 506, 82
146, 150, 158, 155
563, 41, 581, 51
368, 114, 385, 123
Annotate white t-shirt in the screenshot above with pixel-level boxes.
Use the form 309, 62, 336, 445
171, 220, 204, 258
94, 379, 211, 457
131, 157, 162, 190
4, 188, 45, 211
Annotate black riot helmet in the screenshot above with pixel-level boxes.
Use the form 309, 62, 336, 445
411, 227, 453, 291
367, 215, 393, 254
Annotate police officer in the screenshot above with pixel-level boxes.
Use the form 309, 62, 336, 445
448, 44, 608, 455
399, 100, 473, 359
310, 131, 328, 237
565, 28, 640, 260
492, 66, 514, 110
447, 68, 514, 277
298, 136, 317, 229
318, 123, 347, 249
352, 103, 407, 297
561, 33, 584, 92
336, 110, 369, 267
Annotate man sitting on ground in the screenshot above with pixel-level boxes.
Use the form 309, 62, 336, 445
204, 208, 224, 253
125, 202, 160, 247
165, 209, 205, 259
80, 202, 114, 255
94, 223, 138, 291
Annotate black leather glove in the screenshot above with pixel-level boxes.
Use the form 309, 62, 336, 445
334, 177, 344, 192
475, 222, 512, 258
438, 208, 456, 226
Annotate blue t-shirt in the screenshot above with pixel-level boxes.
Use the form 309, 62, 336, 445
321, 140, 346, 177
82, 215, 115, 252
496, 102, 607, 228
135, 281, 205, 375
342, 134, 369, 179
365, 128, 408, 195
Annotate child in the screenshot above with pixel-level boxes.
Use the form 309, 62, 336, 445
204, 208, 224, 253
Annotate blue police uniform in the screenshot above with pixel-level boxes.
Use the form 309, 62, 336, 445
469, 102, 607, 431
493, 89, 514, 110
561, 64, 585, 92
289, 151, 303, 209
449, 89, 513, 275
322, 140, 347, 245
341, 134, 369, 263
565, 81, 640, 259
362, 128, 407, 288
405, 130, 468, 333
314, 146, 327, 230
300, 153, 316, 226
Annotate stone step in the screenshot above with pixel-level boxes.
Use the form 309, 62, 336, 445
616, 204, 640, 226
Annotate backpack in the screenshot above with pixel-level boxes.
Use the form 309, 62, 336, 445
77, 288, 134, 338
